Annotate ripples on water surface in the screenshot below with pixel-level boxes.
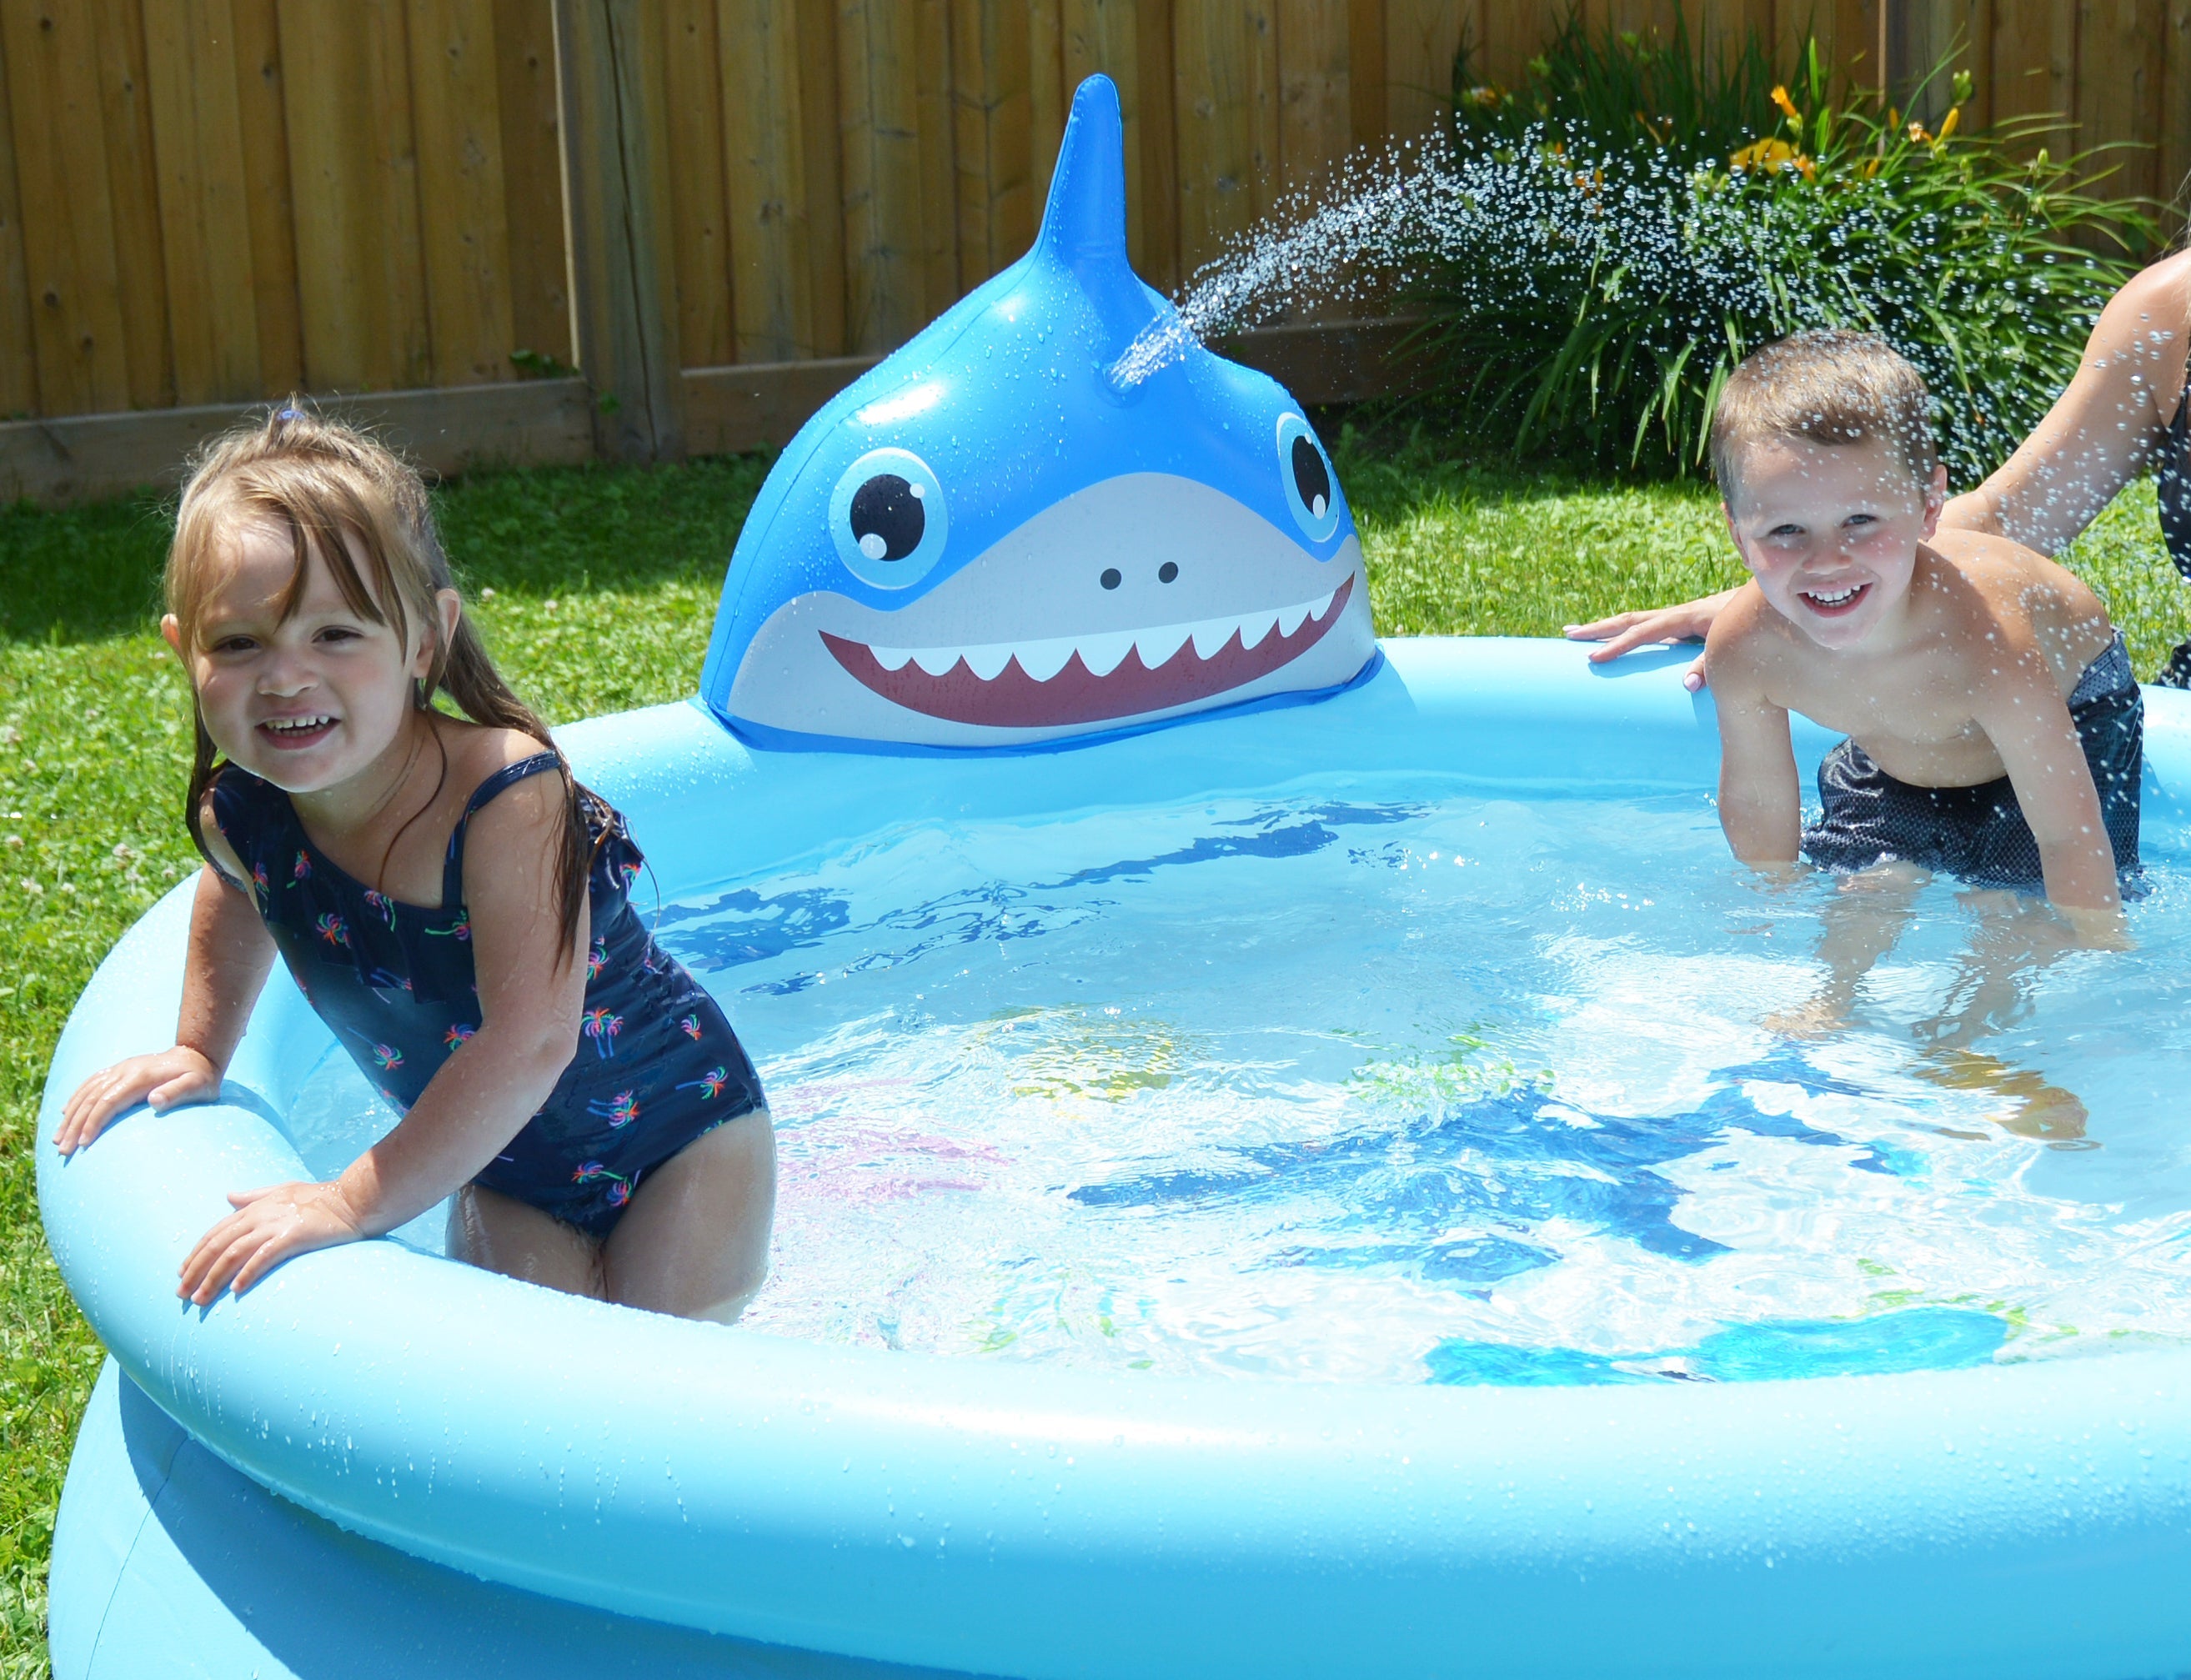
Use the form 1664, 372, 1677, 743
289, 780, 2191, 1385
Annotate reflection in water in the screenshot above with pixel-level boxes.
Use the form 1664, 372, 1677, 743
1915, 1048, 2089, 1145
1766, 863, 2104, 1147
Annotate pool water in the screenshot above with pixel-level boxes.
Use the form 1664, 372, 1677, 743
288, 780, 2191, 1386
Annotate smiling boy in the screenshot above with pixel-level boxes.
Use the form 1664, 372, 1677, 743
1703, 332, 2140, 926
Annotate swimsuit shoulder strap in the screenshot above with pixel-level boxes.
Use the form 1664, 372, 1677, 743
440, 751, 564, 906
2161, 363, 2191, 580
207, 764, 294, 883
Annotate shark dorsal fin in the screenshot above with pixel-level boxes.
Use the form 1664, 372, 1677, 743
1035, 74, 1161, 359
1037, 75, 1129, 263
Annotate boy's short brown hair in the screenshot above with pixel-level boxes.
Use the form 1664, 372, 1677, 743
1709, 330, 1937, 503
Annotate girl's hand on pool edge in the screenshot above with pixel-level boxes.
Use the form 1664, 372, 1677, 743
178, 1181, 367, 1306
57, 1047, 223, 1156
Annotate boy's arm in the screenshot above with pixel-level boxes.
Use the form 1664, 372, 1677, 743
1711, 653, 1802, 866
1973, 663, 2122, 917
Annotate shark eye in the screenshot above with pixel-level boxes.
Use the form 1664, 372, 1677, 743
1276, 413, 1340, 544
830, 448, 948, 589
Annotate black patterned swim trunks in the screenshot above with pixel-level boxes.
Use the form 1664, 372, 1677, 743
1800, 631, 2142, 890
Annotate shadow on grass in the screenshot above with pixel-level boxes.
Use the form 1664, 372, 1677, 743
0, 454, 775, 649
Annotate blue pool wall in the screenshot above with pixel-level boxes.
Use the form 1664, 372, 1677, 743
38, 639, 2191, 1680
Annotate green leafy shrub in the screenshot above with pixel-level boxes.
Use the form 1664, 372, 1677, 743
1410, 14, 2156, 482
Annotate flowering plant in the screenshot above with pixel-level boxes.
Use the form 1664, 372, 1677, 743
1415, 18, 2155, 481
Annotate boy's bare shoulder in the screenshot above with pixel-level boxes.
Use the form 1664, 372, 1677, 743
1702, 581, 1789, 686
1925, 524, 2053, 578
1921, 529, 2112, 652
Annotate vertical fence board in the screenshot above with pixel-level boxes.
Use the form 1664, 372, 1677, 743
143, 0, 261, 404
1059, 0, 1141, 263
915, 0, 960, 321
839, 0, 946, 350
1058, 0, 1148, 271
89, 0, 173, 408
659, 0, 734, 368
229, 0, 303, 395
1472, 0, 1540, 85
1348, 0, 1384, 145
1028, 0, 1067, 213
491, 0, 572, 368
724, 0, 817, 360
554, 0, 684, 455
1386, 0, 1465, 140
797, 3, 848, 354
0, 38, 36, 415
1990, 0, 2075, 133
3, 1, 131, 414
2165, 0, 2191, 219
409, 0, 519, 386
1134, 0, 1180, 291
2077, 0, 2163, 210
951, 0, 1035, 290
7, 0, 2191, 425
1780, 2, 1883, 90
280, 2, 433, 391
1173, 3, 1278, 276
1888, 0, 1992, 127
1276, 0, 1350, 200
1716, 0, 1780, 64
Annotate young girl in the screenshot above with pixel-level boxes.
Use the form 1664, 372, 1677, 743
54, 406, 775, 1321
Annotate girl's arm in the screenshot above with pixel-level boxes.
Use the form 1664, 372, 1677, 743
1940, 253, 2190, 554
178, 767, 589, 1304
56, 846, 276, 1155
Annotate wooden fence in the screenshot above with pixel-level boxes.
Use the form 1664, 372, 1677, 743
3, 2, 2188, 497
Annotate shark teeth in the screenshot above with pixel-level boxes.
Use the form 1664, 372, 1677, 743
859, 587, 1342, 685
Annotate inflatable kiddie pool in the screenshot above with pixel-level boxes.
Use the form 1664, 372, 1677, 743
39, 78, 2191, 1680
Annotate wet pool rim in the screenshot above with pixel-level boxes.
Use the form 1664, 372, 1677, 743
38, 638, 2191, 1680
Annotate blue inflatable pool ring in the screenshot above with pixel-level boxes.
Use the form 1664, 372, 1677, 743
36, 73, 2191, 1680
699, 76, 1376, 750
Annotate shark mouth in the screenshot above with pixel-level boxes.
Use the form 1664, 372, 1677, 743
821, 573, 1356, 727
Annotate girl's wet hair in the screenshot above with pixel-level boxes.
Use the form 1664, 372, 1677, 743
167, 399, 596, 962
1709, 330, 1938, 502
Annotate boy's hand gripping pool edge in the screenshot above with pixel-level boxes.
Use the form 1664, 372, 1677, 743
178, 1180, 369, 1305
1564, 589, 1738, 691
56, 1046, 223, 1156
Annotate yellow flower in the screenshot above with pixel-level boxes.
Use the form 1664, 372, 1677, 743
1730, 136, 1797, 171
1908, 119, 1931, 143
1938, 105, 1961, 140
1771, 84, 1802, 124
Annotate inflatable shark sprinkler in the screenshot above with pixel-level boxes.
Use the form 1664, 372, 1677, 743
697, 74, 1376, 750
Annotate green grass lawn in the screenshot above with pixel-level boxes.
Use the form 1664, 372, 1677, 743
1, 434, 2183, 1672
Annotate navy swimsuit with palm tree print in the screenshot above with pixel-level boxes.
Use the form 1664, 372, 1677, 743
211, 754, 765, 1237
